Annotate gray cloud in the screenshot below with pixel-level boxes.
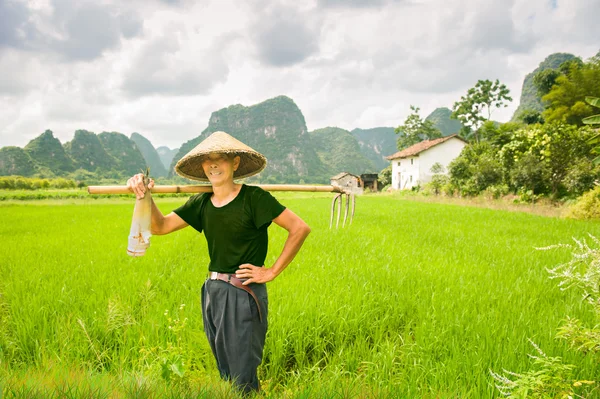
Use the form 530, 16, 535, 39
318, 0, 401, 7
0, 0, 143, 61
254, 7, 320, 66
122, 36, 229, 97
50, 1, 143, 61
0, 0, 37, 49
466, 2, 534, 53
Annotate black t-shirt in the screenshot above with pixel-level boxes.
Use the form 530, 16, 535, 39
173, 184, 286, 274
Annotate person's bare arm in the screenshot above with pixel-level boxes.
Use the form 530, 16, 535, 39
127, 173, 189, 235
236, 209, 311, 285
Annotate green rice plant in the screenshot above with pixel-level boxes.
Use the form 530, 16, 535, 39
491, 235, 600, 398
2, 195, 600, 397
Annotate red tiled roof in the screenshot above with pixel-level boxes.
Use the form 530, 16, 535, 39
385, 134, 465, 160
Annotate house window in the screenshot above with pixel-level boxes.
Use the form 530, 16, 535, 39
411, 158, 414, 165
397, 161, 401, 166
410, 175, 413, 182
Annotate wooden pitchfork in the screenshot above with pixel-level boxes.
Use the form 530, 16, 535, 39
87, 184, 356, 229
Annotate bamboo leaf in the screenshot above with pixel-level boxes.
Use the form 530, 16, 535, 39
585, 97, 600, 108
586, 133, 600, 145
583, 114, 600, 125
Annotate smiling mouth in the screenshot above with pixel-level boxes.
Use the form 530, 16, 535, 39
209, 171, 222, 176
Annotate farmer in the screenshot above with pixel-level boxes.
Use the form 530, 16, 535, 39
127, 131, 310, 394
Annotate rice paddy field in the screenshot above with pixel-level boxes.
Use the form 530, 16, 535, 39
1, 192, 599, 398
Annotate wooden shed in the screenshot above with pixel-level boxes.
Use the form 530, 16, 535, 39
360, 173, 379, 191
330, 172, 361, 193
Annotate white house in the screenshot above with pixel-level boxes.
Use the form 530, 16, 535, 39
386, 134, 467, 190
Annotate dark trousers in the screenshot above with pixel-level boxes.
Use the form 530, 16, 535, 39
201, 279, 268, 393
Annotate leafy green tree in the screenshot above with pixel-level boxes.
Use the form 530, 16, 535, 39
478, 121, 521, 148
451, 79, 512, 142
582, 97, 600, 165
533, 68, 562, 97
395, 106, 442, 150
499, 123, 595, 197
542, 57, 600, 125
517, 109, 545, 125
509, 153, 550, 196
448, 142, 504, 196
429, 162, 447, 195
378, 165, 392, 188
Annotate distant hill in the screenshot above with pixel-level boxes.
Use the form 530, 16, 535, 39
157, 146, 178, 173
170, 96, 327, 183
425, 107, 462, 136
130, 133, 168, 177
98, 132, 147, 176
512, 52, 577, 121
63, 130, 116, 172
350, 127, 396, 171
0, 146, 36, 176
309, 127, 376, 175
24, 130, 74, 174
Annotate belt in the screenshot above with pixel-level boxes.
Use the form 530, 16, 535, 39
208, 272, 263, 322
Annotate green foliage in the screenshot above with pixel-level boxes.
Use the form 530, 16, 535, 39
509, 153, 550, 196
428, 162, 447, 195
512, 53, 577, 120
563, 158, 599, 196
500, 123, 595, 196
566, 186, 600, 220
350, 127, 396, 170
491, 234, 600, 398
170, 96, 328, 183
490, 340, 589, 399
0, 147, 36, 177
424, 107, 463, 136
24, 130, 74, 173
517, 109, 545, 125
98, 132, 147, 176
533, 69, 562, 97
451, 79, 512, 142
378, 165, 391, 187
395, 105, 442, 150
310, 127, 375, 176
64, 130, 116, 172
479, 120, 520, 147
130, 133, 168, 178
448, 142, 504, 196
4, 197, 600, 396
0, 176, 77, 190
542, 57, 600, 126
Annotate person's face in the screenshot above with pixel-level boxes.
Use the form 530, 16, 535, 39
201, 153, 240, 184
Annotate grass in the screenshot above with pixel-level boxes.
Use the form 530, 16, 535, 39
1, 193, 599, 397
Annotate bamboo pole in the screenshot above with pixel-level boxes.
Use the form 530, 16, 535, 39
87, 184, 347, 195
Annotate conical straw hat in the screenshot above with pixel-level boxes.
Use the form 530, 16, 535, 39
175, 131, 267, 182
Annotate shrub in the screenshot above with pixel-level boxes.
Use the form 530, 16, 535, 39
483, 184, 510, 200
566, 186, 600, 220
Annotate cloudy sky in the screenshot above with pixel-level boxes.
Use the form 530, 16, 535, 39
1, 0, 598, 150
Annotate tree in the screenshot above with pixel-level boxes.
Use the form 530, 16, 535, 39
448, 142, 504, 196
429, 163, 447, 195
582, 97, 600, 164
517, 109, 545, 125
378, 165, 392, 188
533, 69, 561, 97
499, 123, 595, 197
395, 106, 442, 150
542, 57, 600, 126
451, 79, 512, 142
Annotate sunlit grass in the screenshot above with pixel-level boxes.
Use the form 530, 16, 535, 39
1, 194, 599, 397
